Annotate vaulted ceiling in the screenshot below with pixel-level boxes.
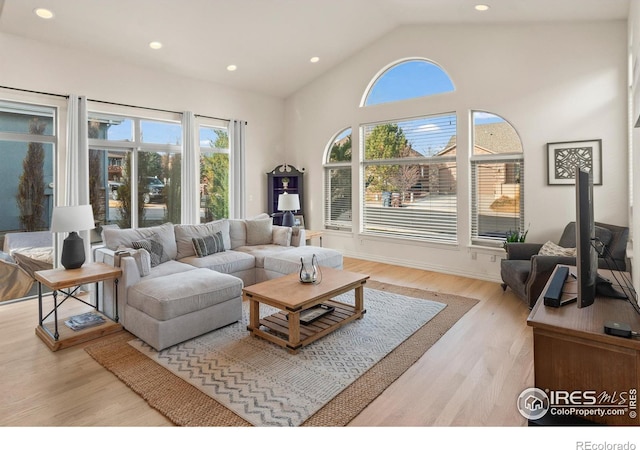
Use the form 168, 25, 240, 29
0, 0, 630, 98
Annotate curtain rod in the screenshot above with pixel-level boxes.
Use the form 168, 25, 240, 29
195, 113, 247, 125
0, 85, 69, 99
0, 85, 246, 124
88, 99, 245, 124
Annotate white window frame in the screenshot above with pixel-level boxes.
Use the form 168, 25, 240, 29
88, 108, 182, 229
470, 111, 525, 247
323, 128, 352, 231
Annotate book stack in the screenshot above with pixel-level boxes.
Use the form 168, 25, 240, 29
64, 312, 106, 331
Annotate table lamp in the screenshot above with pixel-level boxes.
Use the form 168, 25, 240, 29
50, 204, 95, 269
278, 192, 300, 227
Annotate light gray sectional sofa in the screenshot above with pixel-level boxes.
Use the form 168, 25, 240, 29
95, 214, 343, 350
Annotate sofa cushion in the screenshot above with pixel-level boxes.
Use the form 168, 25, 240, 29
235, 244, 293, 268
192, 231, 225, 257
272, 226, 292, 246
127, 268, 243, 321
264, 246, 343, 276
132, 233, 165, 267
102, 222, 177, 261
115, 246, 151, 277
145, 260, 196, 280
179, 250, 255, 274
174, 220, 230, 259
246, 217, 273, 245
228, 219, 246, 249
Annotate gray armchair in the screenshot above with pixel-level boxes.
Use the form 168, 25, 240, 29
500, 222, 628, 309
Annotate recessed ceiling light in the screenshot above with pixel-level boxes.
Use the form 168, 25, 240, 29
149, 41, 163, 50
34, 8, 54, 19
474, 4, 490, 11
227, 65, 237, 72
310, 56, 320, 63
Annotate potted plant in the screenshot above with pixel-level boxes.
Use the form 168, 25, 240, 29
281, 177, 290, 189
503, 228, 529, 250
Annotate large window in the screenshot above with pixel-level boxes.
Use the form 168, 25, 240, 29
88, 113, 182, 231
362, 113, 457, 243
0, 102, 56, 234
470, 111, 524, 246
324, 128, 352, 231
199, 124, 230, 223
0, 100, 56, 303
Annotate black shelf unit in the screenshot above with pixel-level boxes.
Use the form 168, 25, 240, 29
267, 165, 304, 225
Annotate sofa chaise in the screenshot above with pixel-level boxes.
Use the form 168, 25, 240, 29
95, 214, 343, 350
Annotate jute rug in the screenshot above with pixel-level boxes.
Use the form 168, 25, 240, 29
85, 280, 478, 426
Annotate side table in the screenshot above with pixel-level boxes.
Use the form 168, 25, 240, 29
34, 262, 122, 351
305, 230, 323, 247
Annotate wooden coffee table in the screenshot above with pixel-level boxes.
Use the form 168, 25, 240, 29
243, 267, 369, 353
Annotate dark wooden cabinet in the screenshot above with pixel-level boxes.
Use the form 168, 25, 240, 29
267, 165, 304, 225
527, 265, 640, 426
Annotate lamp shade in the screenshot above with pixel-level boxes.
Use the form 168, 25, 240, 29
277, 193, 300, 212
50, 205, 95, 233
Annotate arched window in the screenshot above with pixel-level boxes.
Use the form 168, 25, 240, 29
470, 111, 525, 245
362, 59, 454, 107
323, 128, 352, 230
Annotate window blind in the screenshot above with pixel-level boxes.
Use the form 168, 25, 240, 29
471, 156, 524, 245
324, 166, 352, 230
361, 113, 458, 243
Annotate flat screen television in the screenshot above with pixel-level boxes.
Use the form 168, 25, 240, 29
575, 167, 597, 308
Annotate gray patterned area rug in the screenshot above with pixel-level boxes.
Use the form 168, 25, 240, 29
129, 287, 445, 427
85, 280, 479, 426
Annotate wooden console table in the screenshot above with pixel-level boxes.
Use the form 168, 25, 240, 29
34, 262, 122, 351
527, 265, 640, 425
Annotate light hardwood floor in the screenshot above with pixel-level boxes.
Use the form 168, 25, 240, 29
0, 257, 533, 426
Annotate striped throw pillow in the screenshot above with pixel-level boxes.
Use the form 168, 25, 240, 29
192, 231, 225, 257
132, 234, 165, 267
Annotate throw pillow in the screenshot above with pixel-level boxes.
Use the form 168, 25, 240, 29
246, 217, 273, 245
272, 226, 292, 246
192, 231, 225, 257
132, 233, 164, 267
538, 241, 577, 257
174, 220, 230, 259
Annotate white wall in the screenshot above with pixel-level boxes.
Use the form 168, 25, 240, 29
285, 21, 628, 282
0, 32, 285, 219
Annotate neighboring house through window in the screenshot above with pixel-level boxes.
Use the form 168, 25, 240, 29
360, 59, 458, 243
470, 111, 524, 246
